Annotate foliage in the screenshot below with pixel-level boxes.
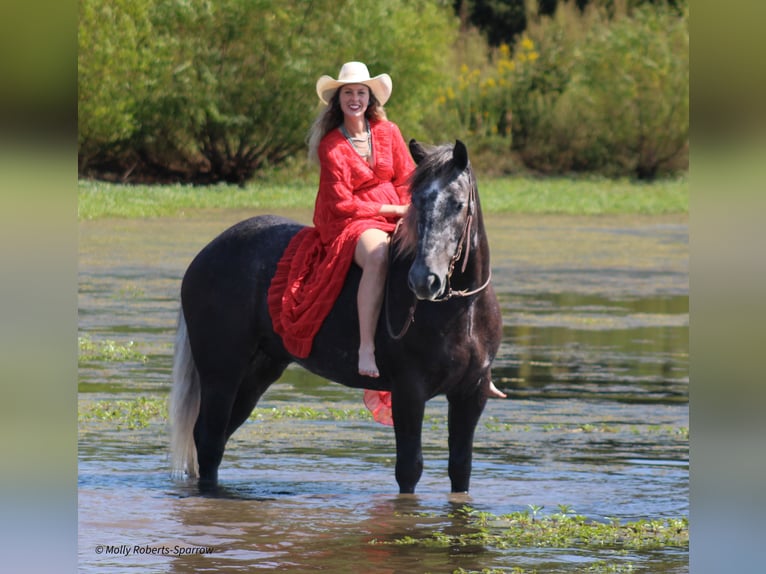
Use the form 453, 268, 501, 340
515, 0, 688, 178
78, 0, 687, 182
78, 334, 147, 364
562, 0, 689, 178
78, 0, 456, 183
79, 397, 167, 430
370, 504, 688, 550
455, 0, 528, 46
78, 0, 160, 167
434, 0, 688, 179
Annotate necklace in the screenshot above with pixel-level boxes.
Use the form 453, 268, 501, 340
341, 120, 372, 161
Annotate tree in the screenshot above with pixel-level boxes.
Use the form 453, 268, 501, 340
454, 0, 528, 46
78, 0, 458, 183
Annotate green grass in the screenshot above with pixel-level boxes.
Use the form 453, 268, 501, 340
78, 179, 318, 220
78, 174, 687, 220
480, 175, 689, 215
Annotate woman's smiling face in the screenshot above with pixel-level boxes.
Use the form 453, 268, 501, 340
338, 84, 370, 119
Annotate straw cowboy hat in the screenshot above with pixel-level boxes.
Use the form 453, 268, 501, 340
316, 61, 392, 106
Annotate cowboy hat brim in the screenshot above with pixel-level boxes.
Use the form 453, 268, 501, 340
316, 73, 392, 106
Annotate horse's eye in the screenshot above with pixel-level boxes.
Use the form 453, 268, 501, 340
448, 198, 464, 212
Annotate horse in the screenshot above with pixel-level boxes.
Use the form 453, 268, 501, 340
169, 139, 502, 494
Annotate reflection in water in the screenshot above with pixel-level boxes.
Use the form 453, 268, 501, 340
78, 212, 688, 572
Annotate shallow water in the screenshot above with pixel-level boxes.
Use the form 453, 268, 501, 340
78, 210, 688, 573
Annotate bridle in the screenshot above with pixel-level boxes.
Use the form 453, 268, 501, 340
384, 177, 492, 341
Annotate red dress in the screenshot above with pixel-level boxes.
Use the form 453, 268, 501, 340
268, 120, 414, 423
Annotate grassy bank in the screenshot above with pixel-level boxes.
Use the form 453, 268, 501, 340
78, 175, 688, 220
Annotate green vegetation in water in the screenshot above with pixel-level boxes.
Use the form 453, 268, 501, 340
77, 175, 687, 220
78, 334, 147, 364
78, 398, 688, 442
484, 416, 689, 439
453, 563, 639, 573
79, 397, 168, 430
254, 405, 372, 421
78, 399, 375, 430
371, 504, 688, 552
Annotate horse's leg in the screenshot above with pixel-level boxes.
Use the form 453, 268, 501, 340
193, 369, 241, 488
392, 388, 426, 494
225, 350, 288, 440
447, 379, 488, 493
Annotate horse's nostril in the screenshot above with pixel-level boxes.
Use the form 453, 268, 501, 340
408, 266, 444, 299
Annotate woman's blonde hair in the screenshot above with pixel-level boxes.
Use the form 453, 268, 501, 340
307, 87, 388, 164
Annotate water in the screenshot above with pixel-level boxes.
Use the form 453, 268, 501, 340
78, 211, 688, 572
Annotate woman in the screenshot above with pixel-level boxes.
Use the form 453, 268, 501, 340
268, 62, 504, 424
268, 61, 412, 381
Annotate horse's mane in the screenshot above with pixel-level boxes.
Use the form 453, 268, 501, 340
395, 143, 467, 258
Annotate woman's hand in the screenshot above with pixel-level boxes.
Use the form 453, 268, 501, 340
379, 203, 410, 218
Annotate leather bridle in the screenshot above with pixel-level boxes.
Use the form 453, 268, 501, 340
385, 178, 492, 340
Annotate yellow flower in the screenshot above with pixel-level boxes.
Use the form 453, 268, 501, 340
498, 59, 515, 73
521, 36, 534, 51
499, 43, 511, 58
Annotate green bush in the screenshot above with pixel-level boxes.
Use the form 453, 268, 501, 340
514, 0, 688, 178
78, 0, 160, 169
428, 0, 688, 179
78, 0, 457, 183
78, 0, 687, 182
565, 0, 689, 178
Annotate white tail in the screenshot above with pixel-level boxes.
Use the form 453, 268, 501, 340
169, 311, 200, 478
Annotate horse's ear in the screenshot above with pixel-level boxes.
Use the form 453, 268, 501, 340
409, 139, 428, 165
453, 140, 469, 171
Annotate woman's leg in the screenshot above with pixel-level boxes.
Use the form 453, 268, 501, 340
354, 229, 390, 377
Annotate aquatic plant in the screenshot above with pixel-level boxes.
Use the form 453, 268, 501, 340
78, 334, 147, 364
371, 505, 688, 551
78, 396, 167, 430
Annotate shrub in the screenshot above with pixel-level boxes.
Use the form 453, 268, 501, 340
564, 0, 689, 178
514, 0, 689, 178
78, 0, 457, 183
78, 0, 160, 171
428, 0, 688, 179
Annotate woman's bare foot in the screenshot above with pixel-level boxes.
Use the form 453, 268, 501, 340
485, 379, 507, 398
359, 345, 380, 378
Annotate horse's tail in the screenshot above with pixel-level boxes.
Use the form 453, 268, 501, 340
169, 310, 200, 478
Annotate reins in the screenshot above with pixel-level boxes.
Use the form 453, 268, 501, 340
384, 178, 492, 341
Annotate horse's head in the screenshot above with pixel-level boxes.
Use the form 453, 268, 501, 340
400, 139, 478, 301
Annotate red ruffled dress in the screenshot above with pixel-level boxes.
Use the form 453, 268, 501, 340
268, 119, 414, 425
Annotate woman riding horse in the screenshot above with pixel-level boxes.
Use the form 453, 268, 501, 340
268, 62, 504, 424
170, 63, 506, 493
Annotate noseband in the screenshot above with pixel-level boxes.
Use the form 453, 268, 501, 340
385, 178, 492, 340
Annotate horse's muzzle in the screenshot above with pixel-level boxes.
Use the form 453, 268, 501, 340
408, 264, 445, 301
